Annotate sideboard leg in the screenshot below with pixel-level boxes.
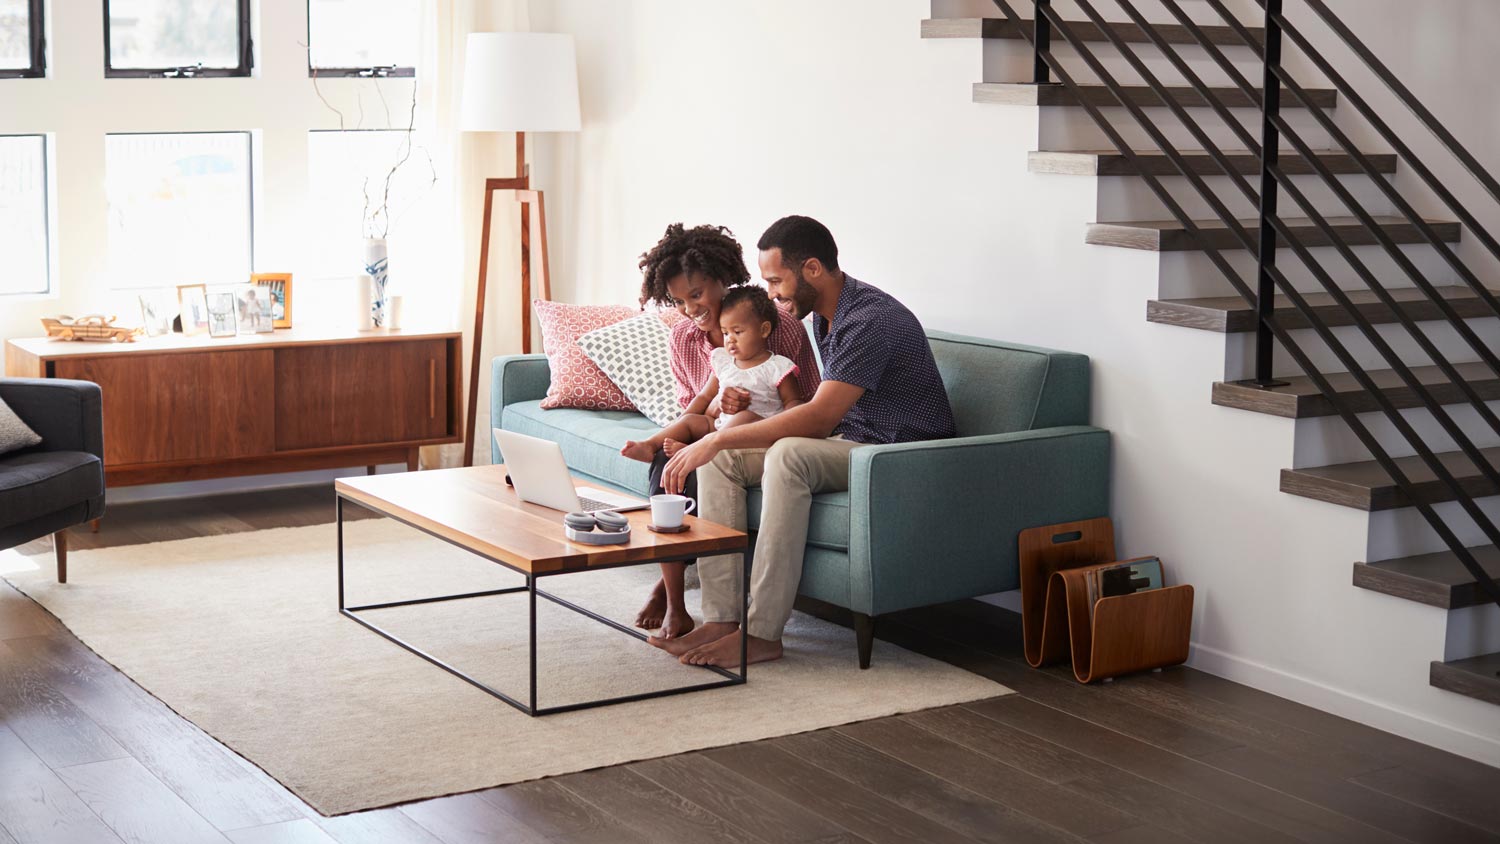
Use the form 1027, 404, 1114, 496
366, 465, 377, 475
406, 449, 420, 473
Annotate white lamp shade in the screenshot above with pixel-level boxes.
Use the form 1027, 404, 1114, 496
460, 32, 581, 133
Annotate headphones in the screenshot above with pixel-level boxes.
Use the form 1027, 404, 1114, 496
563, 510, 629, 534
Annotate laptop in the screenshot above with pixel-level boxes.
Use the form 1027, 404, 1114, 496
493, 429, 648, 513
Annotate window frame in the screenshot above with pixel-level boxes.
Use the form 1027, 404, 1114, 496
102, 0, 254, 79
103, 129, 256, 289
304, 0, 415, 79
0, 0, 47, 79
0, 133, 54, 297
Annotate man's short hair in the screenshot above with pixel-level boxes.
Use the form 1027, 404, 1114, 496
758, 215, 839, 272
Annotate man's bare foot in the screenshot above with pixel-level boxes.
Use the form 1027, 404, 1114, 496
662, 438, 684, 456
634, 579, 667, 630
620, 440, 658, 463
649, 621, 736, 656
658, 605, 696, 639
681, 630, 783, 668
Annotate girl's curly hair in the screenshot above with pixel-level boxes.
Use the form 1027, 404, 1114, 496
638, 223, 752, 307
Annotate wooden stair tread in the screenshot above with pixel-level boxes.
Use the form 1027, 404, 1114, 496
1088, 215, 1460, 252
1281, 445, 1500, 511
1150, 285, 1494, 333
922, 17, 1265, 46
1354, 546, 1500, 609
1430, 653, 1500, 706
1029, 149, 1398, 177
1213, 360, 1500, 418
973, 83, 1337, 109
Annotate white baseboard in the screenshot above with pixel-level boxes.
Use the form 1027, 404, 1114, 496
1188, 641, 1500, 769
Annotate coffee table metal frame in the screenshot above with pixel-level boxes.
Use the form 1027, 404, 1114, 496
335, 495, 749, 717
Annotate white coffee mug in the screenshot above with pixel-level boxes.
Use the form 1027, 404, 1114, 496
650, 493, 696, 529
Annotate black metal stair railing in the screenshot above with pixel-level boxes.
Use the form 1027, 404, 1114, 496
992, 0, 1500, 612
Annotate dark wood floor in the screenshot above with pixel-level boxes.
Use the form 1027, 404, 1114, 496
4, 485, 1499, 843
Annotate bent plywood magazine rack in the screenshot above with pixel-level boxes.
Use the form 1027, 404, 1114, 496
1019, 517, 1194, 683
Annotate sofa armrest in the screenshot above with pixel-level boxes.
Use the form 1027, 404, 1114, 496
0, 378, 104, 459
847, 425, 1110, 616
489, 355, 551, 463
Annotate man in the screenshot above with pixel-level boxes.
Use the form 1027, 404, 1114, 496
653, 215, 956, 667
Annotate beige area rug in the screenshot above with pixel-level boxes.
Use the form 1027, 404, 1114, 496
5, 520, 1008, 815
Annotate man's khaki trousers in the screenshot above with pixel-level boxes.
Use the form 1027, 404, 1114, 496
696, 437, 860, 641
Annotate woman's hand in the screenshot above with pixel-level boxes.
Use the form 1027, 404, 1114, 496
719, 387, 752, 416
662, 433, 722, 494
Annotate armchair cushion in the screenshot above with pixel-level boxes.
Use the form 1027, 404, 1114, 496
0, 451, 105, 526
0, 396, 42, 455
0, 378, 105, 457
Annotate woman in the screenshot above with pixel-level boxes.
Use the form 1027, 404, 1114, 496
634, 223, 821, 638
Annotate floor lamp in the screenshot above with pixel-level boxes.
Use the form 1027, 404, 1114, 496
459, 32, 581, 467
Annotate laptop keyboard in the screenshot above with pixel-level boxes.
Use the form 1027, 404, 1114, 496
579, 496, 621, 512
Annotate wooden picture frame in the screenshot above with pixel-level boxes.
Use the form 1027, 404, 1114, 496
251, 272, 293, 329
177, 284, 210, 336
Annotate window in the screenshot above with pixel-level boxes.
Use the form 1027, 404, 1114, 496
105, 0, 251, 78
305, 129, 436, 277
0, 0, 45, 78
0, 135, 51, 295
307, 0, 419, 77
105, 132, 253, 288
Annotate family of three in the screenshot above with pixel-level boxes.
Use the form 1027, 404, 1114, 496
618, 215, 956, 668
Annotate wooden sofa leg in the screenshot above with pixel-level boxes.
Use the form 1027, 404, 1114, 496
854, 612, 875, 669
54, 531, 68, 584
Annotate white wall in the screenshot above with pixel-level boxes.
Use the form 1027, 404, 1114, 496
528, 0, 1500, 763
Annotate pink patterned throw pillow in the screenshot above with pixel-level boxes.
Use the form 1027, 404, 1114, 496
534, 300, 639, 411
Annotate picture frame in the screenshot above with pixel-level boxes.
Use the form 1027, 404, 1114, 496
138, 289, 175, 337
206, 291, 238, 338
177, 284, 210, 336
251, 272, 293, 329
232, 284, 275, 334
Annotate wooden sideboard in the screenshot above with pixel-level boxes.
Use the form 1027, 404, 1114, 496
4, 327, 462, 487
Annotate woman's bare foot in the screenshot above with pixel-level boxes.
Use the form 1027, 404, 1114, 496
649, 620, 736, 656
634, 579, 667, 630
620, 440, 658, 463
681, 631, 783, 668
658, 606, 696, 639
662, 438, 684, 456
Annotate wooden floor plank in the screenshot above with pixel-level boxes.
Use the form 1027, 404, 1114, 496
399, 792, 552, 844
776, 729, 1079, 843
0, 583, 61, 640
0, 726, 123, 844
4, 634, 304, 832
967, 696, 1410, 844
553, 767, 764, 844
833, 715, 1137, 839
479, 780, 651, 844
1198, 745, 1497, 844
0, 639, 129, 769
225, 818, 339, 844
1352, 765, 1500, 836
701, 742, 975, 844
54, 756, 229, 844
303, 805, 447, 844
631, 752, 867, 844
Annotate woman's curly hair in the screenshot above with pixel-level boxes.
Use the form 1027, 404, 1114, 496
638, 223, 752, 307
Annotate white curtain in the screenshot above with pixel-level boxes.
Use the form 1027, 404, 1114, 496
414, 0, 532, 468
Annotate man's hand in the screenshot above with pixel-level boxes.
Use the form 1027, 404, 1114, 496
662, 433, 722, 494
719, 387, 752, 416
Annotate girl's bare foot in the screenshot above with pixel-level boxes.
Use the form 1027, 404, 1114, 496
634, 579, 668, 629
658, 606, 696, 639
663, 438, 684, 456
620, 440, 658, 463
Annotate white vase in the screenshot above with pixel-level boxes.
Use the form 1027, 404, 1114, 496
355, 274, 375, 330
363, 238, 389, 328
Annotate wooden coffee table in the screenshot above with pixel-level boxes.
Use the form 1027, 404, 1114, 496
334, 465, 749, 716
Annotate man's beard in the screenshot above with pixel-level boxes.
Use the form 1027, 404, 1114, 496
786, 270, 819, 320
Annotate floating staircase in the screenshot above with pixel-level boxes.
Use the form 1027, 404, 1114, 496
924, 1, 1500, 713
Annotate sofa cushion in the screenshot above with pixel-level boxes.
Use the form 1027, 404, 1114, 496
500, 401, 659, 496
748, 488, 850, 551
0, 451, 104, 527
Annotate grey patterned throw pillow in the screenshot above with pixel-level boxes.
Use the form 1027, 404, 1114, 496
577, 312, 683, 428
0, 395, 42, 456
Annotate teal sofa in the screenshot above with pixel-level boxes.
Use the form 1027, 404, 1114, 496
492, 330, 1110, 667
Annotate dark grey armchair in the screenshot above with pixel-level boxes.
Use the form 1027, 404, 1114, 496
0, 378, 106, 582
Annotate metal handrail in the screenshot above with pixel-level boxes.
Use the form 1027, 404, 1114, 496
988, 0, 1500, 610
